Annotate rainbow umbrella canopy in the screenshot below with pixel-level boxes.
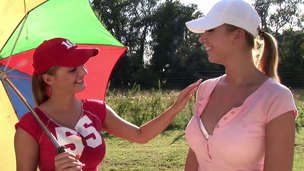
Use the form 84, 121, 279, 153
0, 0, 127, 170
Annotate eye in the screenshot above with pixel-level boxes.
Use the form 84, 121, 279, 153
68, 67, 77, 72
206, 29, 215, 32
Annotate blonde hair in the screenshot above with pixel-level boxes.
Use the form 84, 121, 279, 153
32, 67, 58, 105
226, 24, 280, 82
254, 32, 280, 82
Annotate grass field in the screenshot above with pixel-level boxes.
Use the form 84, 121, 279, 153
100, 131, 189, 170
99, 129, 304, 171
295, 128, 304, 170
99, 88, 304, 170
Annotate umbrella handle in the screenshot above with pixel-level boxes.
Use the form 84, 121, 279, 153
0, 72, 67, 154
57, 146, 68, 154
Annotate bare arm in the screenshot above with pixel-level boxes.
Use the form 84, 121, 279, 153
185, 148, 199, 171
264, 111, 296, 171
103, 79, 202, 143
14, 128, 39, 171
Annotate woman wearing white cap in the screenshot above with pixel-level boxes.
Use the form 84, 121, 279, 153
14, 37, 202, 171
184, 0, 297, 171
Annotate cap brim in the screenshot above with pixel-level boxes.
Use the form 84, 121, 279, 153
62, 48, 99, 68
185, 15, 223, 33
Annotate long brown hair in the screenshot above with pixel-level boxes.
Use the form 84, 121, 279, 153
32, 67, 58, 105
226, 24, 280, 82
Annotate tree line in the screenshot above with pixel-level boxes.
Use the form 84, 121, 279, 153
91, 0, 304, 89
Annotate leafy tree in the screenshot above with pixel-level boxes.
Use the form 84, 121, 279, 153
254, 0, 304, 87
254, 0, 304, 35
92, 0, 158, 87
91, 0, 304, 89
148, 0, 207, 88
279, 30, 304, 87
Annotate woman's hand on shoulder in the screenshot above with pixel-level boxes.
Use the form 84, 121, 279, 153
54, 151, 85, 171
171, 79, 202, 113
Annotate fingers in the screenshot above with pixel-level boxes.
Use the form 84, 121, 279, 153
55, 152, 85, 171
188, 79, 202, 90
172, 79, 202, 112
180, 79, 202, 98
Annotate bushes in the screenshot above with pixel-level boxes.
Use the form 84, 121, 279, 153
293, 89, 304, 131
106, 84, 195, 130
106, 87, 304, 130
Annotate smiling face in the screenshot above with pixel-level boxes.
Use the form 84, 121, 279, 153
42, 65, 88, 96
199, 24, 244, 65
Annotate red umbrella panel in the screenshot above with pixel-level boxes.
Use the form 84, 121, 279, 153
1, 44, 126, 118
0, 0, 127, 118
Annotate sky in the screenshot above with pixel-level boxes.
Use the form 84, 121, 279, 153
178, 0, 254, 14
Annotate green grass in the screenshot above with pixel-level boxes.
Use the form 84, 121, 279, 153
294, 128, 304, 171
99, 131, 188, 171
99, 129, 304, 170
293, 89, 304, 129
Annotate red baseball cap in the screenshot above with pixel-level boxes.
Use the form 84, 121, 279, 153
32, 38, 99, 75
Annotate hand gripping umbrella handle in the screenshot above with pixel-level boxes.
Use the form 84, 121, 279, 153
0, 72, 67, 154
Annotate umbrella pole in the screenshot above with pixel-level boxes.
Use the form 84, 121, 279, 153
3, 14, 29, 72
0, 71, 66, 154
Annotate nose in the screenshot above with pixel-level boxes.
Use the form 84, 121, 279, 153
199, 33, 206, 44
78, 65, 88, 75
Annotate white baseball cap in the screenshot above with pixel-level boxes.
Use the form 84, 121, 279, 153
185, 0, 261, 37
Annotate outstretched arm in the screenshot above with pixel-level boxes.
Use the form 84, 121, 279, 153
103, 79, 202, 143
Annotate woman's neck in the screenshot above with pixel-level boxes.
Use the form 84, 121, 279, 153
224, 61, 267, 86
40, 94, 80, 113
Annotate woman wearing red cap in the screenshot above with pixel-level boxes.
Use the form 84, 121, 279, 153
184, 0, 297, 171
14, 37, 202, 171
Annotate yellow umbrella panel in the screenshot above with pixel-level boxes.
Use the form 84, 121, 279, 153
0, 81, 18, 171
0, 0, 48, 51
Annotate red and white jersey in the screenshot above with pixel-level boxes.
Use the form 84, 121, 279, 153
16, 99, 107, 171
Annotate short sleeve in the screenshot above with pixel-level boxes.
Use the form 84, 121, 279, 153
15, 111, 43, 141
266, 85, 297, 123
194, 77, 221, 117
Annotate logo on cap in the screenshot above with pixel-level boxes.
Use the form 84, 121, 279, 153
61, 40, 76, 49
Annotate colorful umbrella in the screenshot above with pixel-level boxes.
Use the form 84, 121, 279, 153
0, 0, 127, 170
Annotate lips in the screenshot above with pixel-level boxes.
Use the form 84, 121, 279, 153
75, 79, 84, 84
204, 44, 212, 51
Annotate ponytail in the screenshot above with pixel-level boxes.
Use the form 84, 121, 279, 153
255, 31, 280, 82
223, 24, 280, 82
